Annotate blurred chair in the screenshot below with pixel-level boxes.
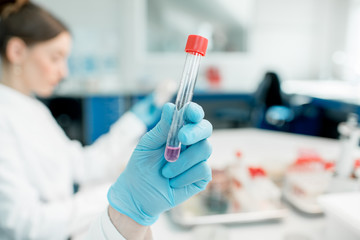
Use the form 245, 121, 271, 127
254, 72, 284, 109
251, 71, 294, 130
213, 71, 312, 131
214, 71, 287, 129
252, 71, 321, 135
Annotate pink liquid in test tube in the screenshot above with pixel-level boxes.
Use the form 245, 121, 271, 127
164, 146, 181, 162
164, 35, 208, 162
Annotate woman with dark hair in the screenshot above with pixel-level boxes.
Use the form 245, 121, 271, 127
0, 0, 71, 97
0, 0, 213, 239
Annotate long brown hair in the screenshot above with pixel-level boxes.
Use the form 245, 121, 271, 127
0, 0, 69, 61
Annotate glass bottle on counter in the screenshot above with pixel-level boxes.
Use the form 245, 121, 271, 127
336, 113, 359, 178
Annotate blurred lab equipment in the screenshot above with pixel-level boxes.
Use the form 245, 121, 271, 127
353, 159, 360, 179
283, 149, 334, 214
205, 66, 222, 89
150, 128, 354, 239
336, 113, 360, 178
169, 148, 285, 227
165, 35, 208, 162
204, 169, 231, 214
282, 113, 360, 214
246, 167, 282, 211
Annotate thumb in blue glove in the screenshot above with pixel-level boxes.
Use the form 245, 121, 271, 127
108, 102, 213, 225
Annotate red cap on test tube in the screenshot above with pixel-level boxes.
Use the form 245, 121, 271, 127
185, 35, 208, 56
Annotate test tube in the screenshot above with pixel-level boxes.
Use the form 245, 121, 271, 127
164, 35, 208, 162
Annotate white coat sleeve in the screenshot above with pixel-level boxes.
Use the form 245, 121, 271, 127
0, 125, 69, 239
67, 112, 147, 184
85, 210, 126, 240
0, 122, 109, 239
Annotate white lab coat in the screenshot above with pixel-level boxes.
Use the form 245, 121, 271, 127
0, 84, 146, 240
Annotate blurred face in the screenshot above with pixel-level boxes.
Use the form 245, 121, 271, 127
21, 32, 71, 97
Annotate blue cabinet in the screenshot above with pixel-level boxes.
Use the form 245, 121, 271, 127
84, 96, 126, 144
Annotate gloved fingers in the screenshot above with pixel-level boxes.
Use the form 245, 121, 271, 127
192, 179, 210, 190
162, 140, 212, 178
178, 119, 213, 146
136, 103, 175, 150
168, 161, 212, 188
160, 102, 176, 125
184, 102, 204, 123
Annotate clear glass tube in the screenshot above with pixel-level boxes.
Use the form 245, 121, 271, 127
164, 52, 203, 162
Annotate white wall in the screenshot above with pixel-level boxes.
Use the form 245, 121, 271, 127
34, 0, 351, 94
131, 0, 350, 92
251, 0, 349, 82
344, 0, 360, 82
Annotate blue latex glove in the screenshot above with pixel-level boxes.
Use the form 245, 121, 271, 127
108, 102, 213, 225
131, 94, 162, 129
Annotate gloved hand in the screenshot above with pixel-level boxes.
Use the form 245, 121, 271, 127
131, 94, 162, 129
108, 102, 213, 225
